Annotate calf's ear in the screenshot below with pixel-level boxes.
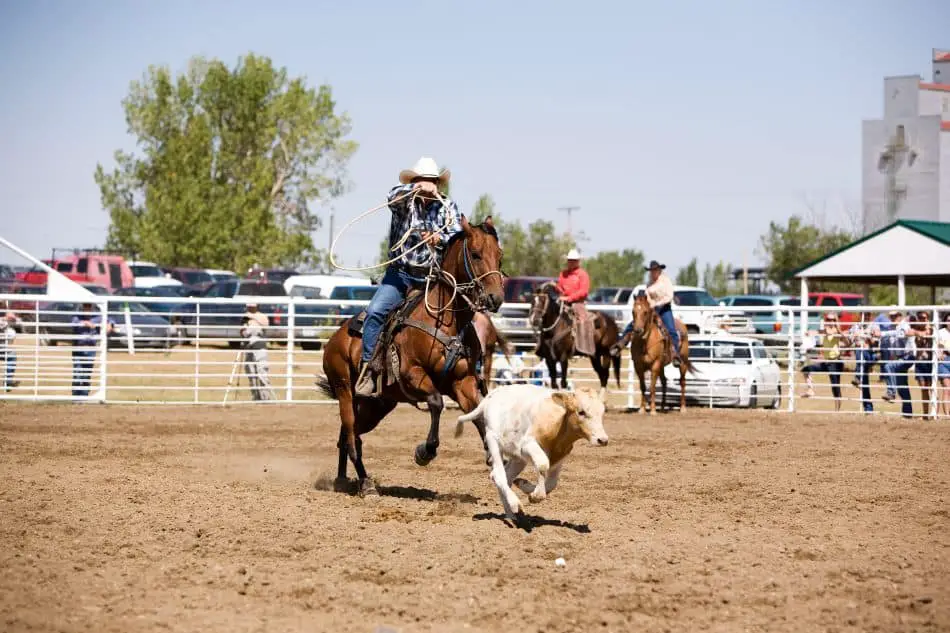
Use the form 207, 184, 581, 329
551, 391, 578, 413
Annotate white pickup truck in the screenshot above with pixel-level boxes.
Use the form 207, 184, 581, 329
589, 284, 756, 336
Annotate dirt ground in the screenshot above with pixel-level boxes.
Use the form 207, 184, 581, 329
1, 403, 948, 633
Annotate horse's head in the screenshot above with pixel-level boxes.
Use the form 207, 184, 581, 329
442, 215, 505, 312
631, 291, 653, 337
529, 282, 560, 329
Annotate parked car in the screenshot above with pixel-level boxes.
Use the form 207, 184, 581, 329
807, 292, 865, 325
35, 251, 134, 292
113, 285, 192, 323
594, 285, 755, 336
180, 280, 286, 346
205, 269, 239, 283
661, 334, 782, 409
718, 294, 800, 339
292, 284, 379, 350
247, 267, 298, 284
167, 267, 214, 288
588, 287, 635, 304
38, 299, 176, 349
128, 260, 182, 288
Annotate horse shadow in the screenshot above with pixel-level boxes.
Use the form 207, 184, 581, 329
472, 511, 592, 534
314, 476, 479, 505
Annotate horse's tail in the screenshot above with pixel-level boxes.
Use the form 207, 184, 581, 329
315, 374, 336, 399
454, 395, 490, 438
493, 324, 513, 364
611, 352, 622, 388
683, 358, 700, 376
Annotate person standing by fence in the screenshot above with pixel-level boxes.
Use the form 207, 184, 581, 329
240, 302, 272, 401
882, 312, 915, 418
849, 311, 880, 413
911, 311, 935, 418
70, 302, 114, 398
1, 302, 21, 391
801, 314, 845, 411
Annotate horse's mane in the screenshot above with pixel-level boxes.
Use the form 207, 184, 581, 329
444, 220, 499, 252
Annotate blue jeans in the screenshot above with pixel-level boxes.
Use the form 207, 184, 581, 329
883, 359, 913, 416
72, 348, 96, 397
361, 265, 424, 363
803, 360, 843, 399
2, 348, 15, 388
854, 349, 875, 412
655, 304, 679, 354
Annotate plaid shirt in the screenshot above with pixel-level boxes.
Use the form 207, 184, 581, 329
386, 184, 463, 269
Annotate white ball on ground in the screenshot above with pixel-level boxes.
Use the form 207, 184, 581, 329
555, 557, 567, 568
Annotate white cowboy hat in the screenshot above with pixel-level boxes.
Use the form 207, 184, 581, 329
565, 248, 582, 260
399, 157, 451, 185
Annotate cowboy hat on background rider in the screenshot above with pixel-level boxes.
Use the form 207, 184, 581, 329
644, 260, 682, 365
355, 156, 464, 398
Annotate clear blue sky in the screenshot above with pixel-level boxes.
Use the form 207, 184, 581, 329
1, 0, 948, 275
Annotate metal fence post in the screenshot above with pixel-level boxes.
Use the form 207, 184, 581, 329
286, 300, 295, 402
931, 307, 939, 420
787, 309, 796, 413
32, 299, 39, 400
98, 300, 109, 402
194, 304, 201, 403
626, 356, 636, 410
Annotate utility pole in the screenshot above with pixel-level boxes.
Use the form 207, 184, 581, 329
558, 206, 580, 238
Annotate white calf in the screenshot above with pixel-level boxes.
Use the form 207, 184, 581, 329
455, 384, 608, 520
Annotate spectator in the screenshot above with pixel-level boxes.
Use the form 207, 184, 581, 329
882, 311, 915, 418
1, 302, 22, 391
876, 309, 899, 384
240, 302, 272, 401
801, 314, 846, 411
938, 314, 950, 417
70, 302, 115, 398
849, 311, 880, 413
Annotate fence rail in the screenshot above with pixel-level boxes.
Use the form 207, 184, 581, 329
0, 293, 947, 418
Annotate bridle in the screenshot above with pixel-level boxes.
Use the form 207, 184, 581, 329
530, 285, 567, 334
424, 229, 504, 316
631, 298, 657, 339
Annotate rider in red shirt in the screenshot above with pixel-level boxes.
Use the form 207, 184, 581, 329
556, 249, 590, 302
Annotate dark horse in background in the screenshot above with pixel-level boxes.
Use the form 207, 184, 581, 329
528, 282, 621, 395
317, 216, 505, 495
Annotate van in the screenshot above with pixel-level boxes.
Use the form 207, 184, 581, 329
284, 274, 374, 300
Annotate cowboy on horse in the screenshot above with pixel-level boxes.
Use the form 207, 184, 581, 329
552, 248, 595, 356
355, 157, 463, 398
615, 259, 682, 366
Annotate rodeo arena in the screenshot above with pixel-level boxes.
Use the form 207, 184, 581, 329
3, 52, 950, 633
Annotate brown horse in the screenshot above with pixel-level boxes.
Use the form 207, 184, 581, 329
622, 293, 696, 414
316, 216, 505, 495
474, 312, 513, 393
528, 282, 621, 395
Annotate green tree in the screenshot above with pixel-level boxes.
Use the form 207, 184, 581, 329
757, 216, 854, 293
702, 260, 733, 297
675, 258, 700, 287
584, 249, 645, 287
96, 53, 356, 272
470, 194, 495, 224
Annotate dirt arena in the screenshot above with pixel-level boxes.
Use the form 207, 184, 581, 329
1, 403, 948, 633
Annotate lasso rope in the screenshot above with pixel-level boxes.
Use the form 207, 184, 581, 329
328, 188, 457, 273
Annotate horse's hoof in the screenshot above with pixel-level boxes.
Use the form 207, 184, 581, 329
359, 479, 378, 497
333, 477, 351, 493
649, 410, 657, 417
528, 491, 546, 504
414, 444, 434, 467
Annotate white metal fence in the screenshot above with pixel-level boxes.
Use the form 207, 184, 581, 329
0, 292, 947, 418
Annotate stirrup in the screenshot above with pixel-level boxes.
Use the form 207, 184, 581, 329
355, 361, 378, 397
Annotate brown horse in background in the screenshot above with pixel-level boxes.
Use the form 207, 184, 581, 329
528, 282, 621, 395
622, 293, 696, 414
317, 216, 505, 495
475, 312, 513, 393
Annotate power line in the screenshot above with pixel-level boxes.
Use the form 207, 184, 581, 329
557, 206, 580, 238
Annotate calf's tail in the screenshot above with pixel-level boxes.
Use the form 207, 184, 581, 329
454, 396, 489, 438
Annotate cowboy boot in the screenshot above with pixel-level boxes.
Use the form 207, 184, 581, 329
354, 360, 377, 398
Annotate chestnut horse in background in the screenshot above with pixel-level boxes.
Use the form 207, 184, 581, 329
317, 216, 505, 495
624, 292, 696, 414
528, 282, 621, 395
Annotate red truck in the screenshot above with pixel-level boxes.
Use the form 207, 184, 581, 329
16, 251, 133, 293
808, 292, 865, 325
